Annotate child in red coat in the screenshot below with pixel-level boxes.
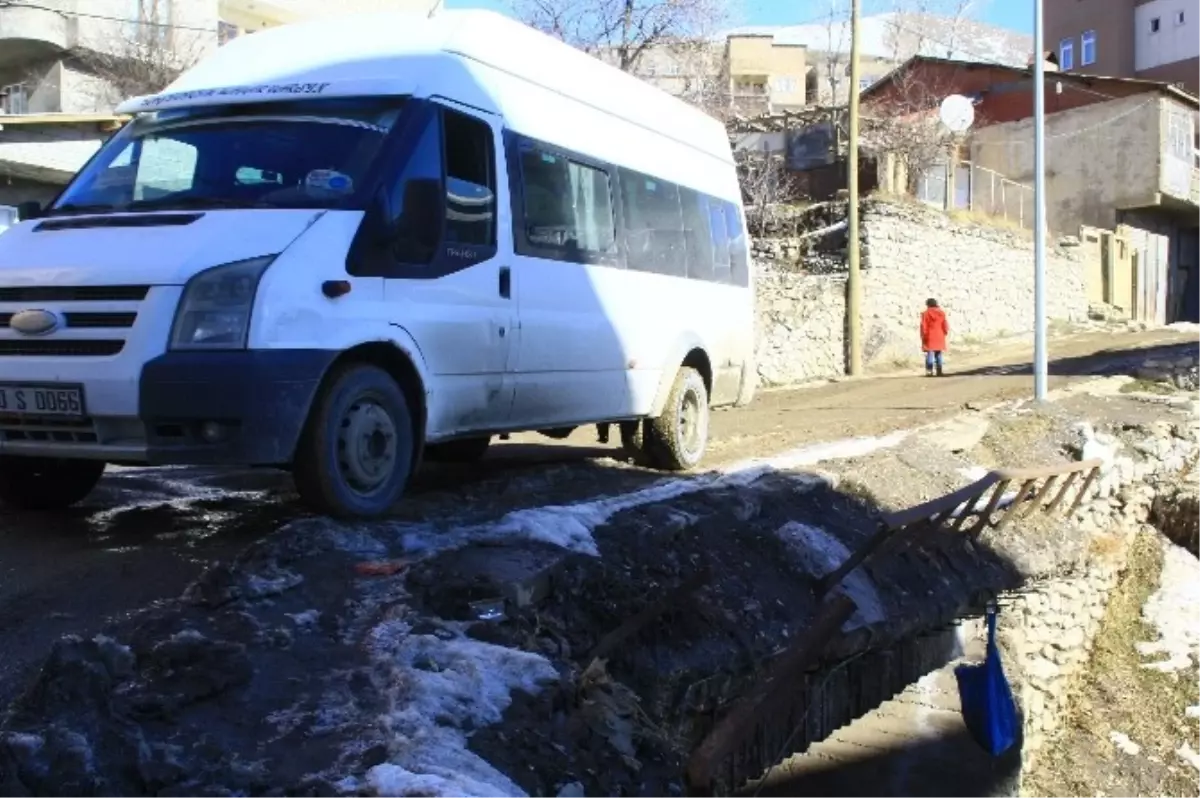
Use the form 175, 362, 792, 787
921, 298, 949, 376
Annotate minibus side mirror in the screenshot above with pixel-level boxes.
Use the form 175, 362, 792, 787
16, 200, 43, 221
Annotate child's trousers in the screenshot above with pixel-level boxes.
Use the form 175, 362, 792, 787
925, 350, 944, 374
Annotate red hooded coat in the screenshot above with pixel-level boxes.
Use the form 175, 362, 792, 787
921, 306, 948, 352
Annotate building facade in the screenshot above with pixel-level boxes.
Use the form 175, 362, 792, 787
0, 0, 443, 116
1045, 0, 1198, 94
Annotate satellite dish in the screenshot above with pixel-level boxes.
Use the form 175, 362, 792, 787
939, 94, 975, 133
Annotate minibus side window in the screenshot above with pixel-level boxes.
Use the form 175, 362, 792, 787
442, 109, 496, 250
618, 168, 686, 278
516, 145, 616, 262
708, 199, 732, 284
679, 186, 714, 282
723, 202, 750, 287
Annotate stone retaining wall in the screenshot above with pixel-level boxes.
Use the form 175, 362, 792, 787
985, 416, 1199, 769
754, 199, 1089, 386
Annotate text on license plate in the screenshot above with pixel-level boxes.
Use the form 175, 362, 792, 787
0, 385, 85, 417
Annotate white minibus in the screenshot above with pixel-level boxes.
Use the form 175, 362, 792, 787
0, 9, 755, 518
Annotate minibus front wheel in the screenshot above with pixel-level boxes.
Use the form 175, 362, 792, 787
0, 456, 106, 510
292, 363, 415, 518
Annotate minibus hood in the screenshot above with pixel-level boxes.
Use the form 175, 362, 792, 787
0, 209, 326, 287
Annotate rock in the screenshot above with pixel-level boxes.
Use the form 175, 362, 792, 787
558, 781, 587, 797
1024, 655, 1060, 682
922, 415, 991, 454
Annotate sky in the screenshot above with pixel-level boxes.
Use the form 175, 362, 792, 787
443, 0, 1034, 34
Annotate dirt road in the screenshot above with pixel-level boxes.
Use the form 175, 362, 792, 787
0, 327, 1192, 707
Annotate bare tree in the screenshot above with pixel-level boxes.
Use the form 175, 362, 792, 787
860, 63, 956, 196
512, 0, 736, 74
736, 147, 798, 236
881, 0, 991, 62
658, 37, 730, 117
73, 0, 209, 106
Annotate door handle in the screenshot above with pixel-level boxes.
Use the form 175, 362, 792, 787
499, 266, 511, 299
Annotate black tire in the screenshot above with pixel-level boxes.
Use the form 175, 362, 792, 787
293, 363, 414, 519
644, 367, 710, 471
424, 436, 491, 463
0, 457, 105, 510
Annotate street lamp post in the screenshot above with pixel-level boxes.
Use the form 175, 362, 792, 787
1033, 0, 1048, 401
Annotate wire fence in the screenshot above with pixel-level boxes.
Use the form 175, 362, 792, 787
915, 159, 1034, 229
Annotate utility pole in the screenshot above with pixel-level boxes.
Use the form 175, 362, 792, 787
846, 0, 863, 376
1033, 0, 1048, 400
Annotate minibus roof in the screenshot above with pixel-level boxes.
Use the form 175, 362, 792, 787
116, 9, 733, 164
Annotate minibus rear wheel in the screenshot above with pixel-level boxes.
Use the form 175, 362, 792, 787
645, 367, 709, 471
293, 363, 414, 518
0, 456, 106, 510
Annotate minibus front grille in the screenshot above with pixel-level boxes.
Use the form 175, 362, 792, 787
0, 312, 138, 329
0, 339, 124, 357
0, 417, 99, 444
0, 285, 150, 302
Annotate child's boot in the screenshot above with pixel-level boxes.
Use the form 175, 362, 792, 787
936, 363, 944, 377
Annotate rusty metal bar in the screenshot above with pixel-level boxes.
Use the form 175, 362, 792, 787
1066, 466, 1101, 516
685, 595, 857, 795
824, 458, 1104, 595
1023, 475, 1058, 518
1045, 470, 1080, 514
816, 522, 892, 596
994, 478, 1037, 531
590, 566, 711, 662
968, 478, 1011, 535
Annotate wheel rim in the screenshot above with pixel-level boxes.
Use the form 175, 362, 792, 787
677, 387, 706, 462
336, 396, 398, 495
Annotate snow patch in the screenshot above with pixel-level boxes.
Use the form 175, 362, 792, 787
362, 624, 559, 798
776, 522, 885, 627
1137, 539, 1200, 673
1177, 742, 1200, 772
1109, 731, 1142, 756
287, 430, 908, 560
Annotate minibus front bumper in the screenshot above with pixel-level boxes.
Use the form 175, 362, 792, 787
134, 349, 338, 465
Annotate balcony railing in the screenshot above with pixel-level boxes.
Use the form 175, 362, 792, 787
1191, 166, 1199, 206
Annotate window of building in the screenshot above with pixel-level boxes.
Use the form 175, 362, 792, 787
1150, 16, 1161, 32
1175, 10, 1185, 25
1081, 30, 1096, 65
0, 83, 28, 115
518, 147, 616, 258
1167, 110, 1194, 161
771, 76, 797, 94
442, 109, 495, 247
1059, 37, 1074, 70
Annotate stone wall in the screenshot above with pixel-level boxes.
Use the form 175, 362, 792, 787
754, 199, 1089, 386
984, 415, 1200, 768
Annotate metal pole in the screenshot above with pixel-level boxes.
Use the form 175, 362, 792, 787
846, 0, 863, 376
1033, 0, 1048, 400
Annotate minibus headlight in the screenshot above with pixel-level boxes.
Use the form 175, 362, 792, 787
170, 256, 274, 350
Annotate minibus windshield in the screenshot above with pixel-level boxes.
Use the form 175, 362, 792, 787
51, 98, 407, 215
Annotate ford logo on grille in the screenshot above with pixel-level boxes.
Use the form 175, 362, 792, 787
10, 309, 61, 336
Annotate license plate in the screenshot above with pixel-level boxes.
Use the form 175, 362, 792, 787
0, 384, 86, 418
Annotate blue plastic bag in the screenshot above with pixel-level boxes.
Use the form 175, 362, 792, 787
955, 604, 1020, 757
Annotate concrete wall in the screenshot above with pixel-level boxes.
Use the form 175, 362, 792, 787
969, 94, 1164, 234
0, 176, 60, 207
754, 199, 1088, 386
